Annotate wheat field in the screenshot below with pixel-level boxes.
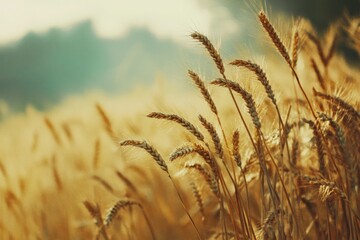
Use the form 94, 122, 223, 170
0, 11, 359, 240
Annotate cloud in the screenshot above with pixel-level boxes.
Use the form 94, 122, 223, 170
0, 0, 237, 44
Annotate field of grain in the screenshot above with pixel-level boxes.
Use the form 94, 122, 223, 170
0, 11, 359, 240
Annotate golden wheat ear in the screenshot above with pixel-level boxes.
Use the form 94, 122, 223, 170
51, 155, 63, 191
186, 163, 220, 198
258, 11, 291, 66
256, 209, 282, 240
92, 138, 101, 169
232, 130, 241, 168
120, 139, 202, 238
147, 112, 204, 142
120, 140, 168, 173
191, 32, 225, 75
198, 115, 224, 159
83, 201, 110, 240
169, 145, 195, 161
189, 182, 206, 222
313, 88, 360, 119
44, 117, 62, 146
300, 176, 347, 202
230, 60, 277, 106
211, 78, 261, 130
302, 119, 327, 178
104, 200, 139, 226
188, 70, 218, 115
291, 27, 300, 69
95, 103, 114, 137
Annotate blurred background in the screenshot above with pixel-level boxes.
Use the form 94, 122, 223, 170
0, 0, 358, 112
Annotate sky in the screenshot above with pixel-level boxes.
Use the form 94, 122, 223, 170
1, 0, 355, 112
0, 0, 243, 111
0, 0, 238, 45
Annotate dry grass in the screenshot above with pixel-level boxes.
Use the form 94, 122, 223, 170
0, 10, 359, 240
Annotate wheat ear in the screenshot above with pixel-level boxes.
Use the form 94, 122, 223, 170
105, 200, 138, 226
96, 103, 114, 136
301, 176, 347, 202
258, 11, 291, 66
232, 130, 241, 168
256, 209, 281, 240
186, 163, 220, 198
303, 119, 327, 178
170, 143, 219, 180
211, 78, 261, 130
313, 89, 360, 119
83, 201, 109, 240
51, 155, 62, 191
169, 145, 195, 161
188, 70, 217, 115
291, 29, 300, 68
104, 199, 156, 240
230, 60, 276, 106
190, 182, 206, 222
44, 117, 62, 146
93, 138, 101, 169
120, 140, 168, 173
147, 112, 204, 142
120, 139, 202, 239
191, 32, 224, 75
198, 115, 224, 159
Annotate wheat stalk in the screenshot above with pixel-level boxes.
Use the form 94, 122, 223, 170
310, 59, 326, 91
